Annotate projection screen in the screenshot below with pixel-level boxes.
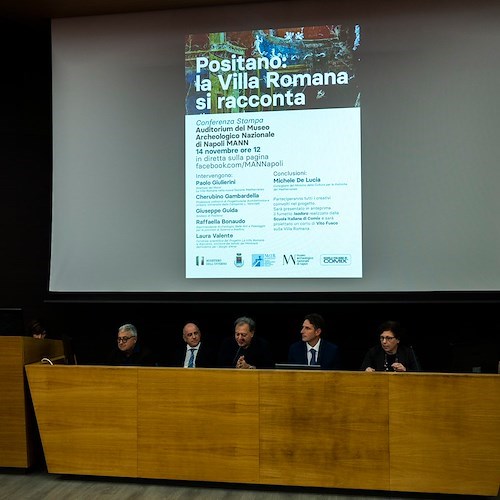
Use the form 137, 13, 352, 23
49, 0, 500, 293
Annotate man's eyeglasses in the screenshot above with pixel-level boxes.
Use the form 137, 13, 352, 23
117, 336, 135, 343
380, 336, 396, 342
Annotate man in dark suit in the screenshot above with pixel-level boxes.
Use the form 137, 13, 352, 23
288, 313, 341, 370
171, 322, 216, 368
217, 316, 274, 369
107, 323, 158, 366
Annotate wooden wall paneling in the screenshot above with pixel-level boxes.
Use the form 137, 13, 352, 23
0, 337, 65, 468
0, 337, 29, 467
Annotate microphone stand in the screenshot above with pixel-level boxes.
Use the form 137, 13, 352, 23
409, 345, 421, 372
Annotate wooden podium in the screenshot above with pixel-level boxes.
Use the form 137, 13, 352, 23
0, 336, 64, 468
25, 366, 500, 496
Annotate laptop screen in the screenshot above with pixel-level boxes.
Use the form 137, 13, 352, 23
275, 363, 322, 370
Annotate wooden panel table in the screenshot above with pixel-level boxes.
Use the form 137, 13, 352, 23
0, 336, 64, 468
389, 373, 500, 496
259, 370, 389, 490
26, 365, 500, 496
25, 365, 138, 477
138, 369, 260, 482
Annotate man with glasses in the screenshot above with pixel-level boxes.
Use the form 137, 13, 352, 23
360, 320, 420, 372
107, 323, 157, 366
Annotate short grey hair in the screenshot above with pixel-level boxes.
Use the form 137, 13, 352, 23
118, 323, 137, 337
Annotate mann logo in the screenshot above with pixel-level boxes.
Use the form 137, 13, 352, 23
282, 254, 313, 266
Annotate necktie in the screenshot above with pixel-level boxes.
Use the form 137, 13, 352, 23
310, 348, 317, 365
188, 348, 196, 368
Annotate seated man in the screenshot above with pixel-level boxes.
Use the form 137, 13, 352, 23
288, 313, 341, 369
170, 321, 216, 368
217, 316, 274, 369
107, 323, 157, 366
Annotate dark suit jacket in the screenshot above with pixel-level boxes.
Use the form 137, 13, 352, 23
360, 344, 420, 372
169, 341, 217, 368
288, 339, 341, 370
217, 336, 274, 369
107, 342, 158, 366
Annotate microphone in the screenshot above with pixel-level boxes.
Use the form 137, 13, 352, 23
409, 345, 421, 372
232, 346, 242, 366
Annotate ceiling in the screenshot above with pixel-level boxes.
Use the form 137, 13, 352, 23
0, 0, 270, 19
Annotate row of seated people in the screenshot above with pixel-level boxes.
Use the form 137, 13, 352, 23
107, 314, 421, 372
